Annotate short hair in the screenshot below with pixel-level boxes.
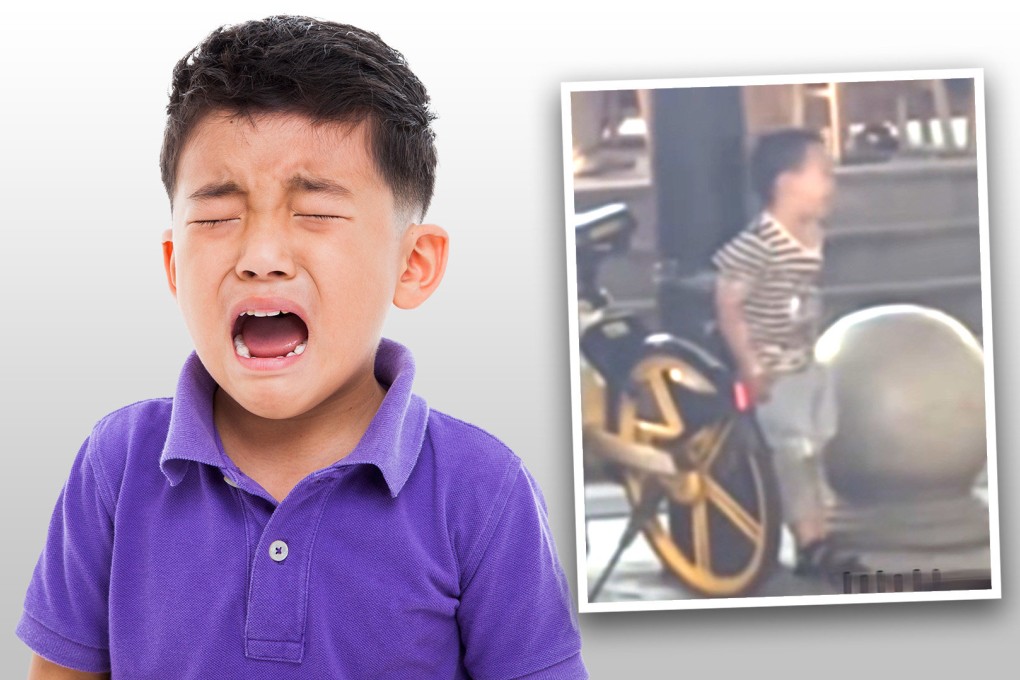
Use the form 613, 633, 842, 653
749, 128, 825, 205
159, 15, 438, 221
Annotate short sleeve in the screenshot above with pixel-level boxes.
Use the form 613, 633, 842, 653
457, 462, 588, 680
15, 431, 113, 673
711, 228, 770, 285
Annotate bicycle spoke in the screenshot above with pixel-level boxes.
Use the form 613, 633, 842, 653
635, 368, 684, 440
704, 475, 762, 543
699, 418, 734, 469
692, 499, 712, 572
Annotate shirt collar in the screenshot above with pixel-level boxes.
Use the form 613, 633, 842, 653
759, 210, 821, 254
159, 336, 429, 498
759, 209, 780, 229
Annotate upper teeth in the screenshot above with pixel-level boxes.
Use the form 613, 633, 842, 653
240, 310, 286, 317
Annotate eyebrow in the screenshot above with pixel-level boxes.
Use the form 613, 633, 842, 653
285, 174, 353, 199
187, 180, 244, 202
186, 174, 353, 202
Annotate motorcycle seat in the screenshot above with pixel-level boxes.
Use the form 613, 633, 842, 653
574, 203, 635, 253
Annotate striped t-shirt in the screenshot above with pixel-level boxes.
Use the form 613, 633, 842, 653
711, 212, 824, 374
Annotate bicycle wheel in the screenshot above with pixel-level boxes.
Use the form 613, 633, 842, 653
616, 351, 781, 597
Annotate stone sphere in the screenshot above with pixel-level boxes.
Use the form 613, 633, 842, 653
816, 305, 987, 503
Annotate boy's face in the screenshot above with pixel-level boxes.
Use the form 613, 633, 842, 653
161, 111, 443, 420
779, 141, 836, 220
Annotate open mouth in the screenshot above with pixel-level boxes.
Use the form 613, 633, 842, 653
231, 310, 310, 360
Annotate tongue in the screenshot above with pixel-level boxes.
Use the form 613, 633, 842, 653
241, 315, 307, 358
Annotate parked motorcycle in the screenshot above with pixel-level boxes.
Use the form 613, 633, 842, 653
575, 202, 781, 599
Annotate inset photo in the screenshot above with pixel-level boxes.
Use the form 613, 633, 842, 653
561, 69, 999, 612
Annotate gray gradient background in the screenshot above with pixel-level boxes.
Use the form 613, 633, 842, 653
0, 2, 1014, 677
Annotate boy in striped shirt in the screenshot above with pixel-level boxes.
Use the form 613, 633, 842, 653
712, 128, 864, 581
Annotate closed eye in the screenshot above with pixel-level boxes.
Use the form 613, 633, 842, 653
189, 215, 347, 226
191, 218, 240, 226
297, 214, 348, 221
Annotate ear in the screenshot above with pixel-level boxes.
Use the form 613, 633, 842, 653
161, 228, 177, 297
393, 224, 449, 310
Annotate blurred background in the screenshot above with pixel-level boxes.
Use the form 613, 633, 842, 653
572, 78, 981, 340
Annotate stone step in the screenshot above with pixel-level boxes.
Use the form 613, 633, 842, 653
826, 157, 979, 226
824, 219, 980, 286
821, 276, 983, 336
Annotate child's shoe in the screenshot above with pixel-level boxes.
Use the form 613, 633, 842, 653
793, 536, 867, 581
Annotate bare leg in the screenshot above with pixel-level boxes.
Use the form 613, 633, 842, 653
769, 438, 829, 548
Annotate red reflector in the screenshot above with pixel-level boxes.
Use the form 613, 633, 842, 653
733, 381, 750, 411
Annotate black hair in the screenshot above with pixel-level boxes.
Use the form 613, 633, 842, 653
159, 15, 438, 220
749, 128, 825, 205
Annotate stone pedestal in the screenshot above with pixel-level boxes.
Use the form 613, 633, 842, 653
815, 305, 992, 587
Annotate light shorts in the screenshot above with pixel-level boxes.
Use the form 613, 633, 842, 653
755, 360, 837, 454
754, 361, 839, 525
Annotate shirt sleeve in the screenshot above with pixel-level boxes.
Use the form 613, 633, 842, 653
15, 431, 113, 673
711, 228, 770, 285
457, 461, 588, 680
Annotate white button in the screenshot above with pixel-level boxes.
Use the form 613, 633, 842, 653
223, 475, 239, 488
269, 540, 289, 562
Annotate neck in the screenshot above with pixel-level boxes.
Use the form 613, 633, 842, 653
766, 202, 814, 232
213, 357, 388, 481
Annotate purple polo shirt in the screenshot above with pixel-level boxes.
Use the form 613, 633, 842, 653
17, 337, 587, 679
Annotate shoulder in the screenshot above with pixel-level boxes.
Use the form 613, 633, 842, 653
424, 408, 523, 501
83, 397, 173, 505
712, 219, 776, 275
90, 397, 173, 450
93, 396, 173, 431
751, 214, 789, 245
721, 217, 774, 252
423, 408, 527, 571
425, 407, 522, 479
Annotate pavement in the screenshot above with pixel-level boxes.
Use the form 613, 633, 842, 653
583, 482, 992, 603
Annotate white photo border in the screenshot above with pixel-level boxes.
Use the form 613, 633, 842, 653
560, 67, 1000, 614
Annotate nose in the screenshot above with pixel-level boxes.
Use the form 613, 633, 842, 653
235, 216, 295, 280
